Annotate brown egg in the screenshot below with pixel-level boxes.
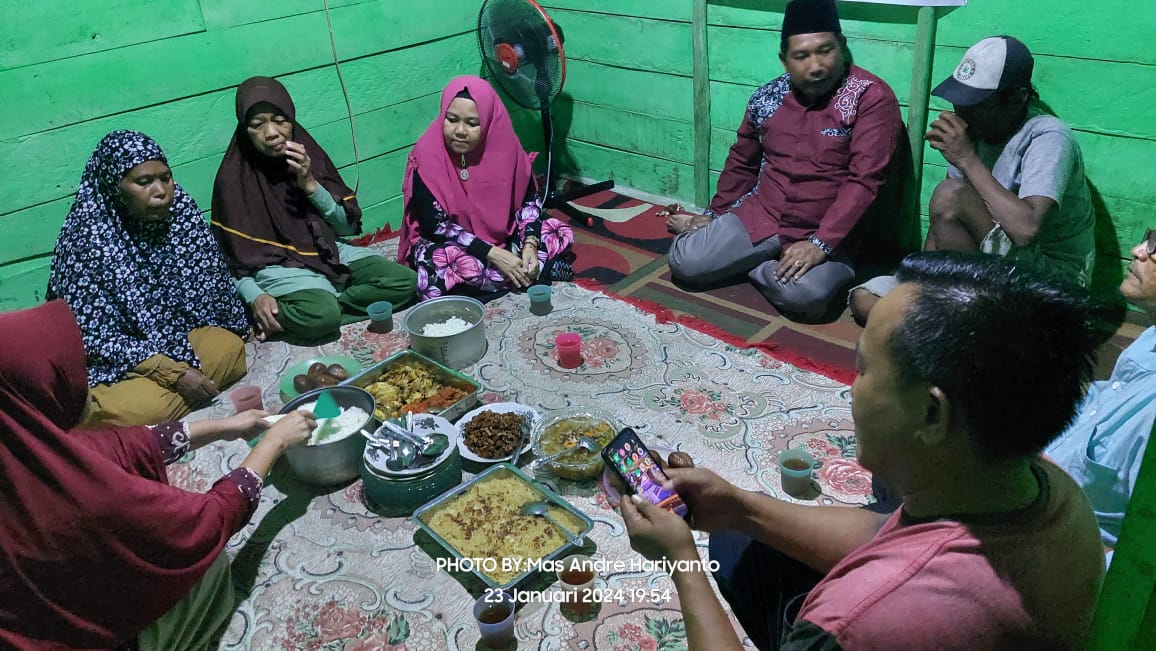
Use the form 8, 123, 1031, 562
326, 364, 349, 381
307, 362, 328, 377
293, 374, 312, 393
315, 373, 341, 386
667, 451, 695, 468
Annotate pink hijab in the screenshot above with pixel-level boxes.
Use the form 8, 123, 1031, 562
398, 75, 534, 263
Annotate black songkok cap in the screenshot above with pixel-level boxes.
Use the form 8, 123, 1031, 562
781, 0, 842, 52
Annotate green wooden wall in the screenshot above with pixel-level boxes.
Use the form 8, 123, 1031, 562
3, 0, 1154, 310
541, 0, 1155, 293
0, 0, 509, 311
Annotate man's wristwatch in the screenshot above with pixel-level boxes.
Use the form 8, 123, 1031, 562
808, 235, 833, 256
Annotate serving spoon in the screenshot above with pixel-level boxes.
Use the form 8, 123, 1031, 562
382, 420, 450, 458
520, 500, 584, 546
529, 436, 600, 471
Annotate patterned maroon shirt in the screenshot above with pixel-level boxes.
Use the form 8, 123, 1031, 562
708, 64, 903, 255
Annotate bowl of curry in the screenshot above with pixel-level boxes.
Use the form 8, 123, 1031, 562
530, 408, 617, 480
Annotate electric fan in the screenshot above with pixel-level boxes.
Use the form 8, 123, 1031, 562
478, 0, 614, 226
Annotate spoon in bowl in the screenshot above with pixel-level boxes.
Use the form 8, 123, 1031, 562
530, 436, 600, 471
520, 500, 584, 546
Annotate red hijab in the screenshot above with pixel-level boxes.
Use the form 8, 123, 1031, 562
398, 75, 534, 263
0, 301, 250, 649
211, 76, 360, 285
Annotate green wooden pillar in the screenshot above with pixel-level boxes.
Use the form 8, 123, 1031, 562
905, 5, 938, 224
692, 0, 712, 209
1088, 418, 1156, 650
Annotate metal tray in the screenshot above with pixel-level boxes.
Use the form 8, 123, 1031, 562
342, 349, 480, 422
414, 463, 595, 590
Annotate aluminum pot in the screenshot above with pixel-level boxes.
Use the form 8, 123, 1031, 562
403, 296, 488, 370
280, 386, 375, 485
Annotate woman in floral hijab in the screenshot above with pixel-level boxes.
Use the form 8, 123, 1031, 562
47, 130, 251, 426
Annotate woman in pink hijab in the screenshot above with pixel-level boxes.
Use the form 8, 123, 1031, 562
399, 76, 574, 300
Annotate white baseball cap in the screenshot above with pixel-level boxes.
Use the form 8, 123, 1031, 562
932, 36, 1034, 107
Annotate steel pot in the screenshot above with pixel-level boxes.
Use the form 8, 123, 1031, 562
280, 386, 375, 485
403, 296, 488, 370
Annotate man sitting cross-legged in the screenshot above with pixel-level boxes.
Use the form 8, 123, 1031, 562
664, 0, 903, 322
622, 251, 1105, 650
850, 36, 1095, 324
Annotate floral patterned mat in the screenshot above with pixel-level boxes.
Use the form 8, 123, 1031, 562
177, 242, 869, 650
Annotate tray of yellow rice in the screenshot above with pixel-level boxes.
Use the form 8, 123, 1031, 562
414, 463, 594, 590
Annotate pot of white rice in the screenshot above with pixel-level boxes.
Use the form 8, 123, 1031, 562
280, 386, 375, 485
403, 296, 487, 370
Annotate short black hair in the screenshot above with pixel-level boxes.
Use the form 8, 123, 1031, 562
890, 252, 1098, 462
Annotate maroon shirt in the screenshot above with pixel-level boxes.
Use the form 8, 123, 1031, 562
708, 64, 902, 255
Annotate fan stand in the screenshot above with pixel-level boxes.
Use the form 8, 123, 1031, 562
538, 104, 614, 228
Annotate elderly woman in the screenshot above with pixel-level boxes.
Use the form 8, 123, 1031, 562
211, 76, 417, 344
0, 300, 315, 650
399, 75, 574, 300
47, 130, 251, 427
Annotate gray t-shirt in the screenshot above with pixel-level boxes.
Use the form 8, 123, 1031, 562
948, 105, 1095, 285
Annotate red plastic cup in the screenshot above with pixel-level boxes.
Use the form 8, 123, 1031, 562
228, 385, 263, 412
555, 332, 583, 369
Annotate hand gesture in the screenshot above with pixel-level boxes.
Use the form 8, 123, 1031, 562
621, 494, 698, 562
174, 368, 219, 407
520, 242, 541, 279
284, 141, 319, 194
217, 409, 272, 442
252, 294, 283, 340
774, 240, 827, 282
264, 410, 316, 450
665, 467, 742, 532
664, 212, 712, 235
925, 111, 977, 169
487, 247, 533, 288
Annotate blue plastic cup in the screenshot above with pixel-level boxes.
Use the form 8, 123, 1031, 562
778, 448, 817, 497
367, 300, 393, 333
473, 590, 515, 648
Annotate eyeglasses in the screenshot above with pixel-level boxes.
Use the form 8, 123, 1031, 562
1145, 228, 1156, 256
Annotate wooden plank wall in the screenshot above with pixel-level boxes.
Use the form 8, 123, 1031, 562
540, 0, 1156, 291
0, 0, 509, 311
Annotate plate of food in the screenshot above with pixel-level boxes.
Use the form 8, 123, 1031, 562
457, 402, 538, 464
278, 355, 361, 402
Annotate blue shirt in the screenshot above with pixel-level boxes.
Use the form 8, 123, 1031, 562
1046, 326, 1156, 548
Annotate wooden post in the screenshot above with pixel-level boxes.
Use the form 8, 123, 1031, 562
692, 0, 712, 210
906, 5, 937, 222
1088, 417, 1156, 650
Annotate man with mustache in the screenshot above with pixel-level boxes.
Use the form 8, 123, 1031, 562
850, 36, 1095, 323
664, 0, 904, 322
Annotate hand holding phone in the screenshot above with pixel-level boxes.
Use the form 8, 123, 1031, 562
601, 428, 689, 518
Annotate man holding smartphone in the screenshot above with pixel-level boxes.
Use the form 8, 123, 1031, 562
622, 251, 1105, 650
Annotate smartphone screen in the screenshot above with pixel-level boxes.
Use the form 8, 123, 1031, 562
601, 428, 689, 518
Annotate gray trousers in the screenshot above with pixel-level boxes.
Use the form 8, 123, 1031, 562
668, 213, 855, 320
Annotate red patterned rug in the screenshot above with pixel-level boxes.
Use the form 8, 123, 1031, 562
555, 190, 860, 385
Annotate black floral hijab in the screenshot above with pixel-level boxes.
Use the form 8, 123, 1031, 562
47, 130, 250, 386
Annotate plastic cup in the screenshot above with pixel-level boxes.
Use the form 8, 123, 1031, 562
473, 590, 515, 649
527, 285, 553, 316
778, 448, 817, 497
228, 385, 263, 413
367, 300, 393, 333
555, 332, 583, 369
557, 554, 595, 601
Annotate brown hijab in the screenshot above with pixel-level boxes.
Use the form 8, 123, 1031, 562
211, 76, 361, 285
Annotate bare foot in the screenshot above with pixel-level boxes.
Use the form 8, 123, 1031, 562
666, 213, 712, 235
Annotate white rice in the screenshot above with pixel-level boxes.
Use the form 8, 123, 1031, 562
421, 316, 473, 337
294, 401, 369, 445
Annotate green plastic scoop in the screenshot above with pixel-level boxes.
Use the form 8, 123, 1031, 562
312, 390, 342, 418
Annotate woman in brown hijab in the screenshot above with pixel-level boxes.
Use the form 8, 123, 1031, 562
211, 76, 416, 345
